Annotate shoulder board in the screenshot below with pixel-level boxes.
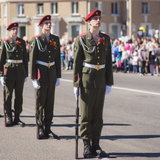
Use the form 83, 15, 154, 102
3, 38, 9, 42
77, 33, 86, 37
101, 32, 109, 36
52, 33, 58, 37
34, 34, 41, 38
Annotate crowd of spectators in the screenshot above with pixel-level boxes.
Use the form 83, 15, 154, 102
60, 40, 74, 70
1, 35, 160, 76
111, 37, 160, 76
59, 36, 160, 76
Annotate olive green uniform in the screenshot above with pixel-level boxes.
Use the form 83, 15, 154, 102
73, 31, 113, 141
30, 33, 61, 132
0, 37, 28, 118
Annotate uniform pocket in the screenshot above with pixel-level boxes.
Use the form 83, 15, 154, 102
82, 67, 94, 88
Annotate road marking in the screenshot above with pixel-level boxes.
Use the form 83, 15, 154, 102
113, 86, 160, 96
61, 78, 160, 96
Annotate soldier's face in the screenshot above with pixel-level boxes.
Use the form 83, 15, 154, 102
9, 27, 18, 37
42, 20, 52, 31
88, 16, 101, 28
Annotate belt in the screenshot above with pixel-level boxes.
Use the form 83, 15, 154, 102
83, 62, 105, 70
36, 60, 55, 68
6, 59, 23, 64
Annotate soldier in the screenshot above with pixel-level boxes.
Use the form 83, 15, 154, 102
0, 22, 28, 127
30, 15, 61, 139
73, 10, 113, 158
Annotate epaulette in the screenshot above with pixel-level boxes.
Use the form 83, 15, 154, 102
34, 34, 41, 38
3, 38, 9, 42
77, 33, 86, 37
101, 32, 108, 36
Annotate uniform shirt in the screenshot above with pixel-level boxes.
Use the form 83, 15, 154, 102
30, 33, 61, 81
73, 31, 113, 88
0, 37, 28, 80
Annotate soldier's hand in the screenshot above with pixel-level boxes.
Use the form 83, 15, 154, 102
55, 78, 60, 86
105, 85, 112, 95
32, 79, 40, 89
0, 77, 6, 86
73, 87, 80, 99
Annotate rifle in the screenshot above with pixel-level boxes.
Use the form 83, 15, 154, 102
3, 85, 7, 127
75, 86, 80, 159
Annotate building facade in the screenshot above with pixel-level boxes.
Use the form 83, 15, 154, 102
0, 0, 160, 42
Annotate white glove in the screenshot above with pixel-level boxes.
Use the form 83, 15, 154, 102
32, 79, 40, 89
73, 87, 80, 99
105, 85, 112, 95
0, 77, 6, 86
55, 78, 60, 86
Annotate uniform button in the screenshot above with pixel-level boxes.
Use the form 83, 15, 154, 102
16, 55, 18, 57
97, 62, 99, 65
16, 64, 18, 67
16, 50, 18, 52
49, 56, 51, 58
49, 51, 51, 53
98, 56, 100, 59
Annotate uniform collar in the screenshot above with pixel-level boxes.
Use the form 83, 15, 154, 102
8, 36, 18, 44
86, 30, 96, 46
41, 33, 51, 43
86, 30, 104, 45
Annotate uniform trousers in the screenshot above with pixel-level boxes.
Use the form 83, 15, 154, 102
4, 79, 24, 117
35, 81, 55, 131
80, 87, 105, 141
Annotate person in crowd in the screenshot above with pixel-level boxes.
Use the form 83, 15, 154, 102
60, 46, 66, 70
148, 45, 156, 76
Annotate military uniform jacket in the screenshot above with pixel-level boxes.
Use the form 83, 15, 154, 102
0, 37, 28, 80
30, 33, 61, 82
73, 31, 113, 88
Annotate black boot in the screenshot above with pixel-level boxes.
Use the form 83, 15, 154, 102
5, 114, 13, 127
37, 126, 46, 140
83, 140, 94, 158
45, 126, 60, 140
92, 139, 109, 158
13, 114, 25, 127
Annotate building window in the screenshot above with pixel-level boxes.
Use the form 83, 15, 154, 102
72, 2, 79, 14
142, 2, 149, 14
95, 2, 102, 10
71, 25, 80, 37
3, 4, 7, 17
111, 25, 119, 38
111, 2, 119, 15
37, 3, 44, 15
19, 26, 26, 38
95, 2, 99, 9
17, 4, 24, 16
51, 2, 58, 14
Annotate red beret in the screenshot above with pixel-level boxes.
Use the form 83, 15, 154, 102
38, 15, 51, 26
84, 10, 101, 21
7, 22, 18, 31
